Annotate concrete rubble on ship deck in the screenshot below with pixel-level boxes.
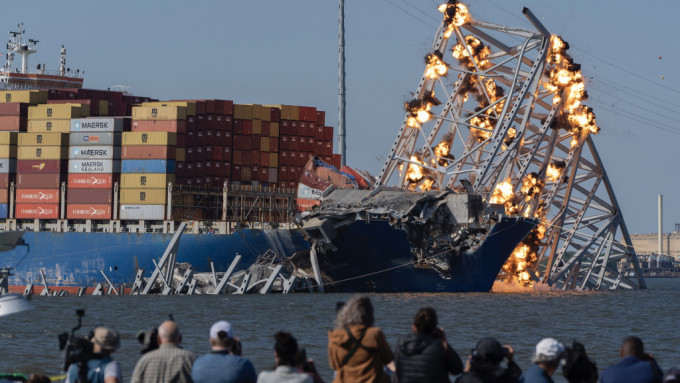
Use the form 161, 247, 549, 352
300, 187, 497, 279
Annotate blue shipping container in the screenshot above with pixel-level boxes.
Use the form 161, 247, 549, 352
121, 160, 175, 174
0, 204, 7, 219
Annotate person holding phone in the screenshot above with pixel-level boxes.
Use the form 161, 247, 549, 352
393, 307, 463, 383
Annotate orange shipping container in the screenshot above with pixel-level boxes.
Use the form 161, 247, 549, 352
67, 204, 112, 220
15, 203, 59, 219
0, 189, 7, 203
132, 120, 186, 133
0, 116, 27, 131
16, 189, 60, 203
122, 145, 176, 160
68, 173, 116, 189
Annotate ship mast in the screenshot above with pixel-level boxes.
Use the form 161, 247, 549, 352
338, 0, 347, 167
6, 23, 38, 74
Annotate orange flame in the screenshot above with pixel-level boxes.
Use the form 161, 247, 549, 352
439, 2, 470, 37
425, 53, 448, 79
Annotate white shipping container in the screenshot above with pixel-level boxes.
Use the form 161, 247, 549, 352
71, 118, 127, 132
69, 159, 121, 173
70, 146, 121, 160
0, 159, 17, 174
119, 204, 165, 220
69, 132, 122, 146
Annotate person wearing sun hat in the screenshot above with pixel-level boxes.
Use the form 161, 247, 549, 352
518, 338, 565, 383
191, 320, 257, 383
66, 326, 122, 383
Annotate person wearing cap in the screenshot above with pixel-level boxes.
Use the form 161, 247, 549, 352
600, 336, 663, 383
191, 321, 257, 383
66, 327, 121, 383
455, 337, 521, 383
393, 307, 463, 383
131, 320, 196, 383
518, 338, 565, 383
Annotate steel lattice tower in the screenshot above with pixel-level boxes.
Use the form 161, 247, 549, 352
375, 3, 645, 290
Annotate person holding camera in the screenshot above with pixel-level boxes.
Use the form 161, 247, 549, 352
393, 307, 463, 383
600, 336, 663, 383
66, 327, 122, 383
191, 321, 256, 383
455, 337, 521, 383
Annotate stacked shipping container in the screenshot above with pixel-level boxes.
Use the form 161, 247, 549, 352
121, 105, 182, 220
67, 117, 128, 219
0, 133, 17, 218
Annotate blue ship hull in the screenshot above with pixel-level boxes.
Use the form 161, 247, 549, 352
2, 217, 533, 293
3, 229, 309, 287
320, 217, 535, 293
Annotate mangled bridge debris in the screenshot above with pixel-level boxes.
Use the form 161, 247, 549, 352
374, 1, 645, 290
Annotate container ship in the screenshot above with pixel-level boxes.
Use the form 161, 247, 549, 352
0, 26, 535, 294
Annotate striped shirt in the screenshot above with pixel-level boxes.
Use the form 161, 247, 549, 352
131, 343, 197, 383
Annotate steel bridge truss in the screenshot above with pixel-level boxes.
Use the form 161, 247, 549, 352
375, 5, 645, 290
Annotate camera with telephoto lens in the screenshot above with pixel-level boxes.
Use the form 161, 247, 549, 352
136, 314, 175, 354
58, 309, 93, 383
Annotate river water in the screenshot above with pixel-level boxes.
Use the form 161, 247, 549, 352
1, 278, 678, 382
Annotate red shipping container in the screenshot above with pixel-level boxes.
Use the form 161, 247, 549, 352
316, 111, 325, 126
0, 103, 29, 116
270, 107, 280, 122
206, 115, 215, 130
215, 115, 225, 131
232, 165, 241, 180
176, 162, 186, 178
16, 189, 60, 203
186, 147, 195, 162
290, 121, 299, 136
132, 120, 186, 133
0, 173, 10, 189
16, 203, 59, 219
259, 152, 269, 167
250, 150, 259, 166
17, 173, 61, 188
0, 115, 27, 131
68, 173, 116, 189
195, 162, 204, 177
323, 126, 333, 141
290, 136, 299, 151
67, 204, 112, 219
17, 159, 67, 174
67, 189, 113, 204
262, 121, 271, 137
122, 146, 175, 160
196, 131, 206, 146
196, 115, 205, 131
260, 167, 268, 182
232, 150, 242, 165
224, 115, 233, 131
203, 161, 214, 177
186, 116, 196, 132
242, 120, 252, 136
251, 135, 260, 150
176, 133, 186, 147
308, 137, 316, 153
270, 137, 279, 153
203, 100, 215, 114
196, 146, 206, 161
222, 100, 234, 115
331, 154, 342, 168
280, 136, 289, 150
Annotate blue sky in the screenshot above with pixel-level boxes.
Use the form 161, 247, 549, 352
3, 0, 680, 234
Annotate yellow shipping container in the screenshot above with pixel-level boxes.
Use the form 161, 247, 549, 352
143, 101, 196, 116
18, 146, 68, 160
18, 132, 69, 146
253, 105, 273, 121
99, 100, 109, 116
252, 119, 262, 135
269, 152, 279, 168
266, 105, 298, 121
27, 119, 71, 133
122, 132, 177, 146
270, 122, 280, 137
260, 136, 270, 152
0, 145, 16, 158
132, 106, 186, 120
0, 132, 18, 145
176, 148, 186, 162
28, 104, 87, 119
121, 174, 175, 189
233, 104, 253, 120
0, 90, 47, 104
120, 189, 167, 205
